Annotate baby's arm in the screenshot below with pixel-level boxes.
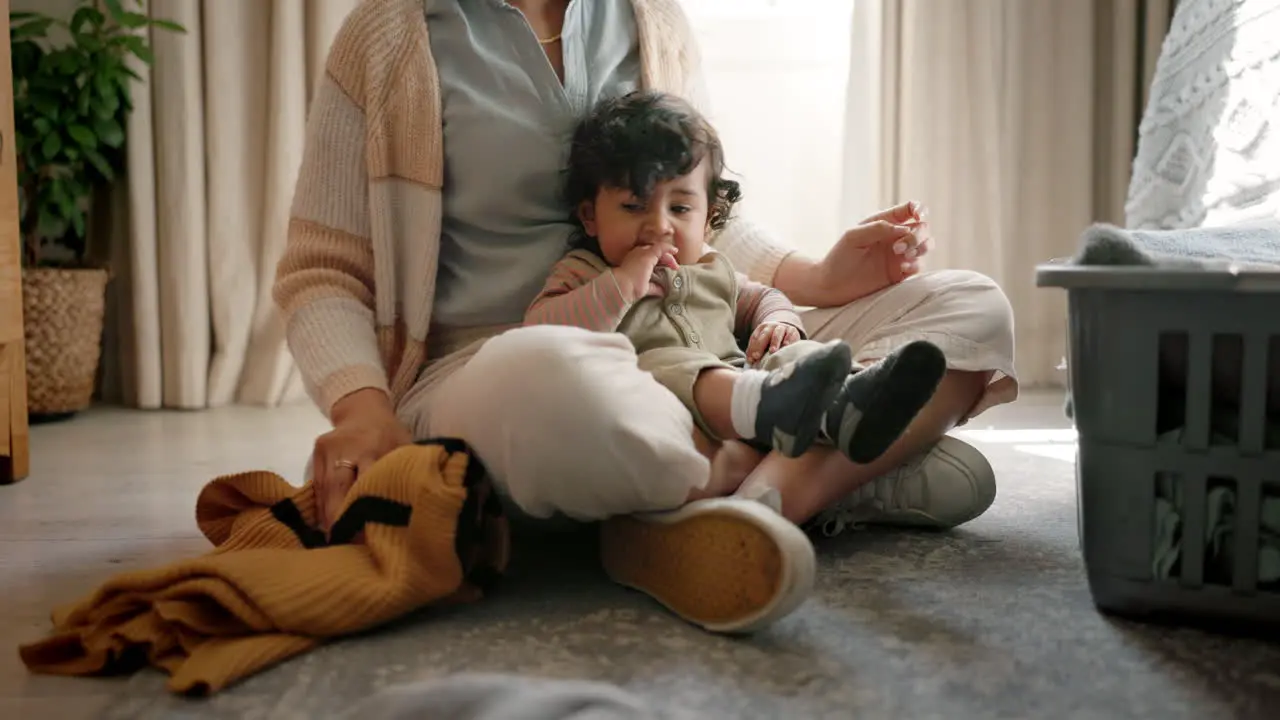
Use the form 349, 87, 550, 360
734, 274, 805, 337
524, 252, 635, 332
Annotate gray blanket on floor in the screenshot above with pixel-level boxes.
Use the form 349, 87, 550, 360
1063, 222, 1280, 418
338, 673, 662, 720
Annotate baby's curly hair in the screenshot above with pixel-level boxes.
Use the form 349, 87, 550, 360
564, 90, 742, 247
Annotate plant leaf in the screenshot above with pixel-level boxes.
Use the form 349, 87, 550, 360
68, 211, 84, 240
37, 206, 65, 239
10, 40, 45, 77
117, 11, 151, 29
94, 71, 116, 100
53, 50, 80, 75
70, 6, 105, 33
94, 118, 126, 148
149, 19, 186, 34
41, 132, 62, 160
94, 100, 116, 121
11, 17, 55, 40
121, 36, 155, 64
102, 0, 126, 22
101, 90, 121, 118
31, 91, 58, 116
50, 178, 74, 217
83, 148, 114, 180
77, 85, 92, 116
67, 124, 97, 148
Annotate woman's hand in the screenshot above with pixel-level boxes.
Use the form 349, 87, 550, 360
774, 201, 932, 308
746, 322, 802, 365
311, 388, 413, 532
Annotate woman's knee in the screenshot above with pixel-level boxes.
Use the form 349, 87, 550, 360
809, 268, 1016, 381
444, 326, 709, 519
911, 269, 1014, 345
469, 325, 633, 390
461, 327, 654, 418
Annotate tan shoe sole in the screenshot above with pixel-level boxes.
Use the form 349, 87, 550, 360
599, 498, 816, 634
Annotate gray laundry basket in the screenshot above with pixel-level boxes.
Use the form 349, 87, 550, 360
1037, 263, 1280, 629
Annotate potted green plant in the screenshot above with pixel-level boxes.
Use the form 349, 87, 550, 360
10, 0, 183, 420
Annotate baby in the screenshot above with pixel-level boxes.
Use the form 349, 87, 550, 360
525, 91, 946, 505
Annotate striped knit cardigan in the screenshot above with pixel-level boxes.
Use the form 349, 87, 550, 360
273, 0, 796, 418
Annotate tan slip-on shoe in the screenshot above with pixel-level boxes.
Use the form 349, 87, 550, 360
600, 497, 816, 634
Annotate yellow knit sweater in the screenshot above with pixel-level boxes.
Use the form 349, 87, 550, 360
271, 0, 796, 418
19, 441, 508, 695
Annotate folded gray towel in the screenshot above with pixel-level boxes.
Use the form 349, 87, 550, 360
1075, 223, 1280, 268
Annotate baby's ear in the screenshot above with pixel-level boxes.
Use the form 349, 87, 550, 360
577, 200, 598, 237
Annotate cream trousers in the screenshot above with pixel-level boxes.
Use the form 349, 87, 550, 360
396, 270, 1018, 521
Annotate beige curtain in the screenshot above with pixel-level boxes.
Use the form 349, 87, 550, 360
843, 0, 1174, 389
99, 0, 359, 409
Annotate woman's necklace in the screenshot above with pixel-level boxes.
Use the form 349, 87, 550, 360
509, 0, 564, 45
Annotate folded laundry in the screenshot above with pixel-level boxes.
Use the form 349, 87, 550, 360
1150, 429, 1280, 589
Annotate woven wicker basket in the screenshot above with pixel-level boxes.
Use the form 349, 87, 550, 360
22, 268, 109, 417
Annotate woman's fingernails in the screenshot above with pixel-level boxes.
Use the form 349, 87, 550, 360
905, 248, 918, 259
901, 261, 914, 272
893, 241, 907, 254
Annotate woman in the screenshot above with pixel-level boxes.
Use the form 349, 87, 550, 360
273, 0, 1017, 634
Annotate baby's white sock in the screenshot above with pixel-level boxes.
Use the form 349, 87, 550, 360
729, 369, 769, 439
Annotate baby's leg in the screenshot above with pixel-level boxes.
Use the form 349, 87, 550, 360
732, 341, 951, 524
685, 432, 767, 502
691, 340, 852, 456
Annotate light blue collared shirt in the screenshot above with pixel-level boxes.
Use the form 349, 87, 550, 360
425, 0, 642, 327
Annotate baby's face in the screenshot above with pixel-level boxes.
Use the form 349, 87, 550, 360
580, 160, 711, 267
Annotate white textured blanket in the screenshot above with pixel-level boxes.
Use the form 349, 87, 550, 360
1125, 0, 1280, 231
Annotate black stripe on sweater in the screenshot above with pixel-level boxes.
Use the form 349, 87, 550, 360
269, 499, 328, 549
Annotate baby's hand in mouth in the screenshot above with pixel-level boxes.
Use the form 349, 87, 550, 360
656, 251, 679, 271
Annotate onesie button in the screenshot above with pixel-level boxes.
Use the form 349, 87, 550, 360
689, 332, 700, 343
669, 304, 683, 316
672, 276, 683, 290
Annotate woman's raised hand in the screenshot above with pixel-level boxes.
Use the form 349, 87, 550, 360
807, 201, 932, 306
